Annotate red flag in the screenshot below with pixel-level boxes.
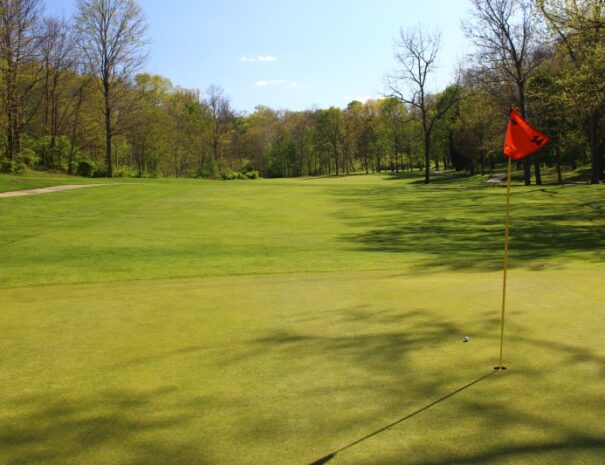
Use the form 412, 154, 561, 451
503, 108, 549, 160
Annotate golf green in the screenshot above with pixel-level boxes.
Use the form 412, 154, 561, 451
1, 173, 603, 464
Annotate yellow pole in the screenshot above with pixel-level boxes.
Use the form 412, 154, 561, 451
497, 157, 513, 371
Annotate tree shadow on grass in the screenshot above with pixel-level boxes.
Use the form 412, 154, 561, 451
253, 306, 474, 375
307, 370, 497, 465
0, 387, 211, 465
331, 183, 605, 271
249, 303, 605, 465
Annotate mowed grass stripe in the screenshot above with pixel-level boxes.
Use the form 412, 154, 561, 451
1, 175, 603, 287
1, 173, 604, 464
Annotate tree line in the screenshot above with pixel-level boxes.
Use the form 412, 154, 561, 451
1, 0, 603, 183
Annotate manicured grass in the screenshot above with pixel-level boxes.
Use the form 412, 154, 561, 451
1, 172, 603, 465
0, 171, 105, 193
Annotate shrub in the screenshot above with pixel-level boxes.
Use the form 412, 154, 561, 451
219, 168, 260, 180
92, 166, 108, 178
220, 169, 237, 180
1, 159, 15, 173
76, 159, 96, 177
17, 148, 40, 168
13, 162, 27, 174
33, 136, 74, 170
197, 159, 219, 178
113, 167, 130, 178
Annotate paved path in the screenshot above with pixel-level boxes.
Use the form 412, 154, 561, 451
0, 183, 113, 199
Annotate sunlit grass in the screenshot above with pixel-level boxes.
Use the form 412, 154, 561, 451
1, 172, 603, 465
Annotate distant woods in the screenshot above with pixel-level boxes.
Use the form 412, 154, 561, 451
0, 0, 603, 183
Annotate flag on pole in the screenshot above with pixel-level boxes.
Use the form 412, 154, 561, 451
503, 108, 550, 160
495, 109, 550, 371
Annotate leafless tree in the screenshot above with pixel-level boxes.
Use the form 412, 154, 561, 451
75, 0, 147, 177
204, 84, 233, 166
387, 25, 458, 184
463, 0, 546, 184
0, 0, 42, 160
40, 16, 77, 166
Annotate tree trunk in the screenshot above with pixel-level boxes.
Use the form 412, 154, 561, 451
523, 159, 531, 186
533, 155, 542, 185
49, 74, 59, 168
344, 148, 349, 175
104, 79, 113, 177
424, 132, 431, 184
519, 85, 531, 185
334, 145, 339, 175
6, 71, 22, 160
555, 146, 562, 184
589, 112, 600, 184
3, 46, 17, 160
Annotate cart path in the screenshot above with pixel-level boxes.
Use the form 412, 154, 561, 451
0, 183, 133, 199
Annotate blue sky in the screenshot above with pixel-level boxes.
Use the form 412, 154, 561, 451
47, 0, 472, 113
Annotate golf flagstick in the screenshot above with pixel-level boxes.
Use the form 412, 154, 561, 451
497, 108, 550, 371
496, 156, 512, 371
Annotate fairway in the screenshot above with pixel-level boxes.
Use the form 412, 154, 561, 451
1, 174, 604, 465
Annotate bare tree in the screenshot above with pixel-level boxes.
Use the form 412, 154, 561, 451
204, 84, 233, 166
40, 16, 77, 167
0, 0, 42, 161
75, 0, 147, 177
463, 0, 545, 185
387, 26, 458, 184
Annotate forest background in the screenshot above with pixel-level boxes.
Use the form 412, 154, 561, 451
1, 0, 603, 184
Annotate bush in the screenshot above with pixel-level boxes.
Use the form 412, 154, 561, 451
0, 159, 28, 174
1, 159, 15, 173
221, 169, 248, 180
220, 169, 236, 180
76, 159, 96, 177
197, 159, 219, 178
33, 136, 73, 170
92, 165, 108, 178
113, 167, 130, 178
245, 170, 260, 179
17, 148, 40, 168
13, 162, 27, 174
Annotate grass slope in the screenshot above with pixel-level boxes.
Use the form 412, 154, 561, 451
1, 172, 603, 465
0, 171, 122, 193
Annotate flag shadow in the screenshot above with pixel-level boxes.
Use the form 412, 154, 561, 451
307, 370, 498, 465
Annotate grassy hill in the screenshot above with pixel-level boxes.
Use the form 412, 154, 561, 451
1, 172, 603, 465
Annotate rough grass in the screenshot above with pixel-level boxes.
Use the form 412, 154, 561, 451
1, 171, 603, 465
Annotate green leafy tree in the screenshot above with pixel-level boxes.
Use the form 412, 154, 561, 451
538, 0, 605, 183
75, 0, 147, 177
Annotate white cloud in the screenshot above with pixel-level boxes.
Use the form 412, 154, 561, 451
241, 55, 278, 63
255, 79, 286, 87
255, 80, 306, 89
343, 95, 382, 103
